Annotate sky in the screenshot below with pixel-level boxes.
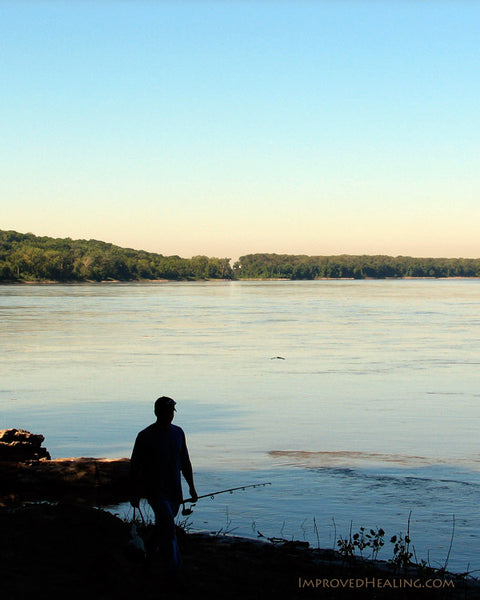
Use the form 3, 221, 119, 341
1, 1, 479, 260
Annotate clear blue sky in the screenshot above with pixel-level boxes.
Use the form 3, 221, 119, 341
2, 1, 479, 259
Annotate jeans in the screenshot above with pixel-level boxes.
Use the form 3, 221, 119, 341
147, 497, 181, 573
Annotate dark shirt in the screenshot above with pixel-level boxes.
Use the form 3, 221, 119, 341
130, 422, 191, 504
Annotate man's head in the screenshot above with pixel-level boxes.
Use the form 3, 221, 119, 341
154, 396, 176, 425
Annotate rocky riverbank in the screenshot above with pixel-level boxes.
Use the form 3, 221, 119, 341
0, 428, 130, 505
2, 502, 479, 600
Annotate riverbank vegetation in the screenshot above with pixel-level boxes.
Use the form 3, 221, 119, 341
1, 230, 479, 282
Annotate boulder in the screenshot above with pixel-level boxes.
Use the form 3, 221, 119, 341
0, 428, 51, 462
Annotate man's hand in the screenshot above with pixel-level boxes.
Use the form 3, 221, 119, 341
188, 486, 198, 503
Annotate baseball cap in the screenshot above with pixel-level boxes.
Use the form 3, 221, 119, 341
154, 396, 177, 414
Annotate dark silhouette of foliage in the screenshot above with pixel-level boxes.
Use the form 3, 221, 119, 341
1, 230, 478, 283
233, 253, 480, 280
0, 230, 233, 282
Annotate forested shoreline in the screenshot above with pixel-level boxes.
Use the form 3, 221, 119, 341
1, 230, 479, 282
234, 253, 480, 280
0, 230, 233, 282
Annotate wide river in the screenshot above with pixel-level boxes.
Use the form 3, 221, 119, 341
1, 280, 480, 573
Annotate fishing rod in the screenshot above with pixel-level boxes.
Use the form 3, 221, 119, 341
182, 482, 271, 515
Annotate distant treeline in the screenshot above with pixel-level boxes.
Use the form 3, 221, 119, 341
233, 253, 480, 279
0, 230, 233, 282
1, 230, 479, 282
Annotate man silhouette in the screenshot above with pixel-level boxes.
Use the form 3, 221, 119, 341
130, 396, 198, 573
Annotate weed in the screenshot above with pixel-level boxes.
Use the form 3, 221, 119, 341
389, 511, 413, 573
366, 527, 385, 560
300, 518, 307, 541
214, 506, 238, 536
336, 525, 386, 561
389, 531, 413, 571
336, 521, 355, 559
313, 516, 320, 549
176, 515, 193, 533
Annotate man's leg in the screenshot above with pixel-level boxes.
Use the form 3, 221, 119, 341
149, 498, 182, 574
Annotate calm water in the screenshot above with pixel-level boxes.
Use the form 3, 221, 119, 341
1, 280, 480, 572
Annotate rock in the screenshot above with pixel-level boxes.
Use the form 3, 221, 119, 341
0, 428, 51, 462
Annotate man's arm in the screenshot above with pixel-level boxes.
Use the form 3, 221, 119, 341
181, 458, 198, 502
181, 436, 198, 502
129, 435, 144, 507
